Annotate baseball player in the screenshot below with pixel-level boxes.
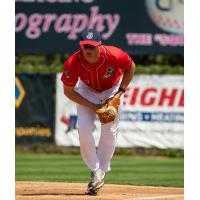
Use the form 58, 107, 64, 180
61, 29, 136, 195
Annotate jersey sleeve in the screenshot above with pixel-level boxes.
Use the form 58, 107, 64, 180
61, 59, 78, 86
117, 49, 135, 70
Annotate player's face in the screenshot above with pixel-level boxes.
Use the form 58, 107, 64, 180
80, 44, 100, 63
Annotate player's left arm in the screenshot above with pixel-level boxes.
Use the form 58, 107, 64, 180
114, 62, 136, 99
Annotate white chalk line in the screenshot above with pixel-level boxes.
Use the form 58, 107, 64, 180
123, 194, 184, 200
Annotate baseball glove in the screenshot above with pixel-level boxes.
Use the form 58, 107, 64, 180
96, 97, 120, 124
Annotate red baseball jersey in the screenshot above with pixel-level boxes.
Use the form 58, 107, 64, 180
61, 45, 135, 92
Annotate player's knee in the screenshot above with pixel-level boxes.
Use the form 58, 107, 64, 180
78, 124, 95, 137
102, 124, 118, 136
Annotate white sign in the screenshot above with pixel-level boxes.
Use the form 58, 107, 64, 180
55, 74, 184, 149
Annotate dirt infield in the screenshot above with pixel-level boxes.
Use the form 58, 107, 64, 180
16, 181, 184, 200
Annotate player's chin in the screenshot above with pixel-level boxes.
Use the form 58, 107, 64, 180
85, 54, 94, 59
86, 52, 92, 56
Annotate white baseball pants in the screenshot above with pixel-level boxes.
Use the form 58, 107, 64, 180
76, 80, 122, 172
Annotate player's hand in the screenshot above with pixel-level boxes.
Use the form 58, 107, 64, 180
103, 97, 120, 110
108, 97, 120, 109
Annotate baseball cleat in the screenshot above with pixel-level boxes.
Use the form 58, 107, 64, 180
86, 168, 105, 195
85, 188, 98, 196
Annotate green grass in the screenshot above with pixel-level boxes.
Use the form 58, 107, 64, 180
16, 153, 183, 187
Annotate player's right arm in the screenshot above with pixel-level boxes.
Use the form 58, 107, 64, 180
61, 56, 100, 112
63, 84, 100, 112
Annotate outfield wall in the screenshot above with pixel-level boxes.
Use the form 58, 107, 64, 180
15, 74, 55, 143
55, 74, 184, 149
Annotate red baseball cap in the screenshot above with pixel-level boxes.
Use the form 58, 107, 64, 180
79, 29, 102, 47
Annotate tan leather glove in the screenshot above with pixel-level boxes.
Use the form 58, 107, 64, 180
96, 97, 120, 124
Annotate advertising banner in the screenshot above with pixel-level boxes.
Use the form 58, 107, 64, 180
16, 0, 184, 55
15, 74, 55, 143
55, 73, 184, 149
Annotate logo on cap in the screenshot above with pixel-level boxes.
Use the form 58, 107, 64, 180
86, 32, 93, 39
